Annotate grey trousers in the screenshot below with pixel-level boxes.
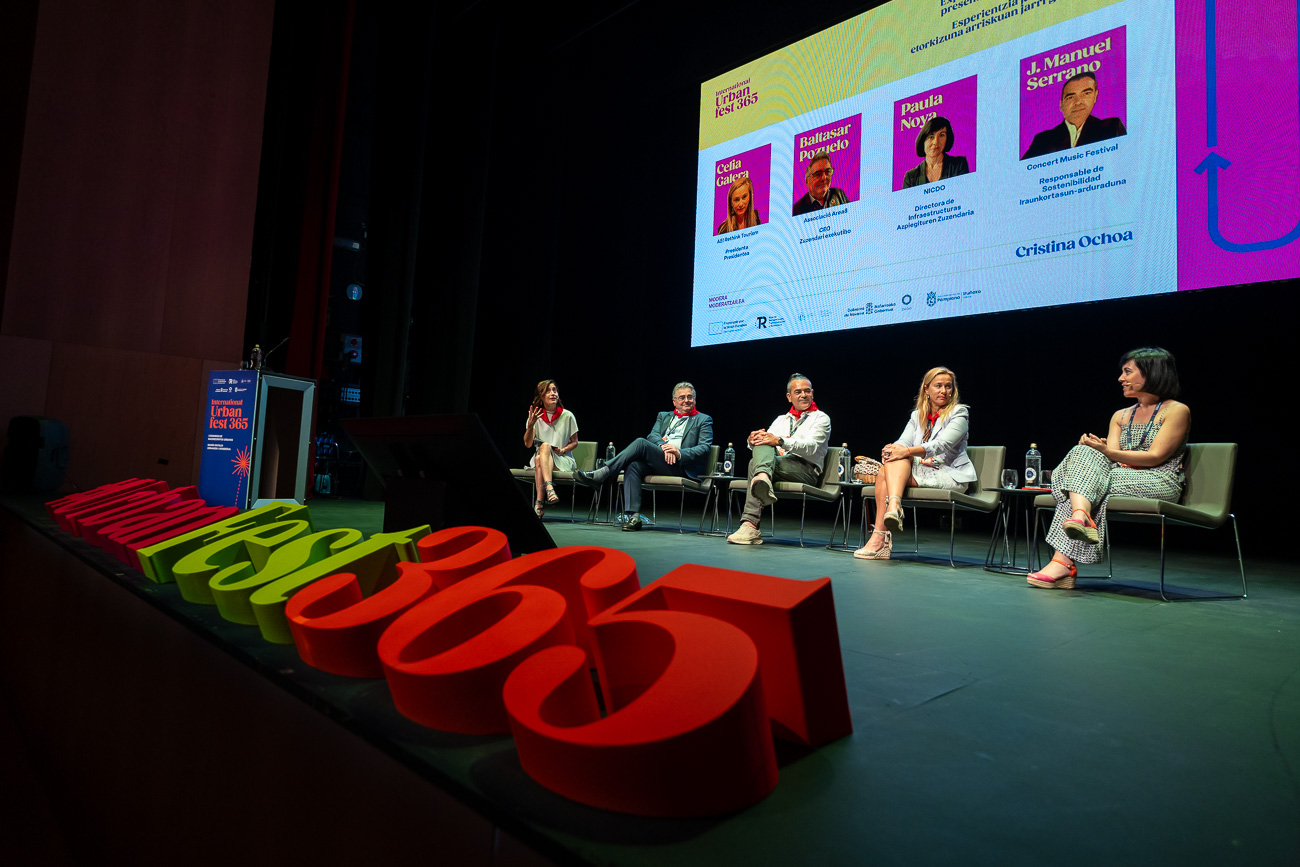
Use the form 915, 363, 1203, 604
740, 445, 823, 526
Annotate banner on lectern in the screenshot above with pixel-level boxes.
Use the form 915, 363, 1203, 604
198, 370, 259, 508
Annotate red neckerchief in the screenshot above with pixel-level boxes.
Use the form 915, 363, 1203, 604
674, 408, 699, 417
924, 410, 941, 439
789, 401, 819, 419
540, 405, 563, 425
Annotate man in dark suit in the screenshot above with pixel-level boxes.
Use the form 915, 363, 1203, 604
792, 151, 850, 215
1021, 71, 1126, 160
574, 382, 713, 531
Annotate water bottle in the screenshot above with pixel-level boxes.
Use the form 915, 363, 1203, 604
839, 443, 851, 481
606, 442, 615, 464
1025, 443, 1042, 487
723, 443, 735, 476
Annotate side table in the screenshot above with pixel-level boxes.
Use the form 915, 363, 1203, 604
827, 481, 867, 551
696, 473, 737, 537
985, 486, 1052, 574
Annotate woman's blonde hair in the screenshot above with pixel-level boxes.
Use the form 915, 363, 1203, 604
914, 366, 960, 430
720, 176, 761, 233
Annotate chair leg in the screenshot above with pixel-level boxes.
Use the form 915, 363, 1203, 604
1106, 517, 1114, 579
1157, 514, 1169, 602
1231, 514, 1248, 598
677, 491, 686, 534
947, 503, 958, 567
798, 496, 807, 547
829, 495, 844, 548
911, 507, 919, 554
698, 485, 718, 535
1116, 513, 1246, 600
985, 502, 1001, 569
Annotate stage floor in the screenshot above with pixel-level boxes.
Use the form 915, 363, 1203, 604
5, 494, 1298, 865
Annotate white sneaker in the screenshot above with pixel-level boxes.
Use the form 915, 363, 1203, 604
727, 522, 763, 545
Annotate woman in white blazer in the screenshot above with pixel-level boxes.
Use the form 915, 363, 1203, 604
855, 366, 974, 560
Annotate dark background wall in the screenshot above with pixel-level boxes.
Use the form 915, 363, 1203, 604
0, 0, 273, 488
382, 0, 1289, 540
2, 0, 1292, 538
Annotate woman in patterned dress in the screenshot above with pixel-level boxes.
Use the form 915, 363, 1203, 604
1028, 348, 1189, 589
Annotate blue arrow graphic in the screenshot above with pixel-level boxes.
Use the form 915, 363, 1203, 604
1195, 0, 1300, 253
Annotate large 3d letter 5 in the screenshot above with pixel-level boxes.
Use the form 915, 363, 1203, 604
377, 546, 639, 734
500, 563, 852, 816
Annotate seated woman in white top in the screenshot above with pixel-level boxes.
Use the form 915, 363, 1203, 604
855, 366, 976, 560
523, 379, 579, 517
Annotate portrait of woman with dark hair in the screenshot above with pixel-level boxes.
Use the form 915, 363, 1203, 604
901, 115, 970, 189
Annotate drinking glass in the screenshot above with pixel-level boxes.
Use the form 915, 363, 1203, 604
1001, 469, 1019, 489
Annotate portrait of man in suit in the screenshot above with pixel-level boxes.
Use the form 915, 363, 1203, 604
1021, 71, 1127, 160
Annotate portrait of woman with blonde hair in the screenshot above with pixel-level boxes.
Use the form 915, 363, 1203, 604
716, 176, 763, 235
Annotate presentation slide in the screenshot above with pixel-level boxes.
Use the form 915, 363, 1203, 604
692, 0, 1300, 346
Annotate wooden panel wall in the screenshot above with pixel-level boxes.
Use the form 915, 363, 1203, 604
1, 0, 274, 489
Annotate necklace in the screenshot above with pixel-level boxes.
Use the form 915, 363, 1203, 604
1125, 401, 1163, 451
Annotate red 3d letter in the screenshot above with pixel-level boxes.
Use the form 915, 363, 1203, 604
377, 546, 639, 735
501, 563, 852, 816
286, 527, 511, 678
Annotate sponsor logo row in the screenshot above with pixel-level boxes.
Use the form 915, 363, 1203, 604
707, 289, 984, 335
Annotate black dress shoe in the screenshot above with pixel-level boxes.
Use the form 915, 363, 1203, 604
574, 468, 608, 488
621, 514, 643, 531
